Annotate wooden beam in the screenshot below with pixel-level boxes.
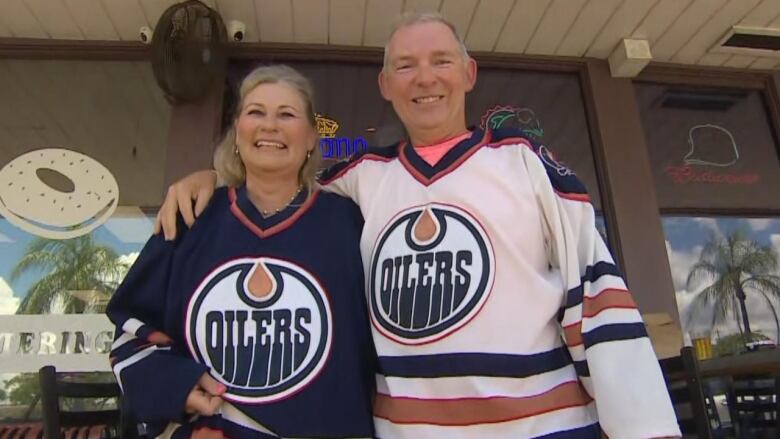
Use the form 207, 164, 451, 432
163, 80, 225, 190
0, 38, 149, 60
582, 59, 679, 320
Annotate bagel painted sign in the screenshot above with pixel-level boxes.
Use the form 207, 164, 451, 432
0, 148, 119, 239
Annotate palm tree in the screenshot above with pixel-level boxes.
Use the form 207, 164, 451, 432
686, 229, 780, 343
11, 235, 128, 314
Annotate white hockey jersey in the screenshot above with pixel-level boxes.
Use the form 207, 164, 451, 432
320, 128, 680, 439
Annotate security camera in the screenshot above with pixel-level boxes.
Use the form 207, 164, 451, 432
228, 20, 245, 42
139, 26, 153, 44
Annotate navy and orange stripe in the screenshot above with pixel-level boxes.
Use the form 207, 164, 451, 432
560, 262, 623, 318
563, 289, 639, 347
564, 319, 648, 350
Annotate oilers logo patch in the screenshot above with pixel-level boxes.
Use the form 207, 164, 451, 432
369, 204, 494, 344
186, 257, 332, 404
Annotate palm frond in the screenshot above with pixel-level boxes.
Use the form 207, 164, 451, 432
743, 276, 780, 300
16, 274, 64, 314
13, 234, 128, 314
686, 260, 719, 290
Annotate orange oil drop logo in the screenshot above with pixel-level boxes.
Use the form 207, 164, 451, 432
247, 261, 274, 298
413, 208, 439, 243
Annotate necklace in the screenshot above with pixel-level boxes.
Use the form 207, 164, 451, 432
260, 185, 303, 217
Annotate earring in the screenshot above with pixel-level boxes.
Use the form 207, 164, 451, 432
306, 150, 312, 159
234, 144, 239, 156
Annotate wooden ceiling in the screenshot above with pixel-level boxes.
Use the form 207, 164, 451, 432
0, 0, 778, 70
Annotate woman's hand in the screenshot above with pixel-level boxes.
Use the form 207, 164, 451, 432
154, 170, 218, 240
184, 373, 226, 417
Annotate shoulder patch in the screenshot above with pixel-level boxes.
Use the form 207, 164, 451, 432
534, 144, 589, 199
474, 129, 589, 200
489, 127, 534, 144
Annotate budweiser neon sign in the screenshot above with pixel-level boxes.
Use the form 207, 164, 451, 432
664, 124, 759, 186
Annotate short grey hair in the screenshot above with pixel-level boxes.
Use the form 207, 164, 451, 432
382, 12, 470, 70
213, 65, 321, 192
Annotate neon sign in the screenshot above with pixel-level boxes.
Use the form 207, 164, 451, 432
479, 105, 544, 139
319, 137, 367, 159
664, 124, 759, 185
316, 114, 368, 159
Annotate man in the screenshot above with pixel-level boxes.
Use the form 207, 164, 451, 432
157, 13, 680, 439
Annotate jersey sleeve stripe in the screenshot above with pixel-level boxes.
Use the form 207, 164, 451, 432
573, 360, 590, 378
112, 345, 166, 392
582, 288, 637, 318
561, 284, 635, 327
554, 190, 591, 203
563, 323, 584, 347
122, 318, 144, 335
562, 262, 622, 309
111, 332, 137, 351
582, 323, 648, 350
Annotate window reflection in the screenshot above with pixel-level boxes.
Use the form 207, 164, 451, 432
0, 210, 154, 316
662, 216, 780, 355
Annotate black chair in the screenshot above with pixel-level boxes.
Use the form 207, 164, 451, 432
38, 365, 137, 439
659, 346, 713, 438
700, 377, 736, 438
725, 374, 779, 439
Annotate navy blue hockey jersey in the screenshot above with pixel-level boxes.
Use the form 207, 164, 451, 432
106, 187, 375, 438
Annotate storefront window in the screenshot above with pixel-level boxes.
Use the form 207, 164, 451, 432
636, 83, 780, 355
225, 61, 604, 209
635, 84, 780, 211
0, 59, 170, 421
663, 217, 780, 353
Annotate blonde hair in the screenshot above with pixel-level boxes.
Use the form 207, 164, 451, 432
213, 65, 321, 192
382, 12, 470, 70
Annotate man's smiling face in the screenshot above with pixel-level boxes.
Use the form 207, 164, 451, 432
379, 21, 477, 145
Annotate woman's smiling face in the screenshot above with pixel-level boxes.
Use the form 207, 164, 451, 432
235, 82, 317, 179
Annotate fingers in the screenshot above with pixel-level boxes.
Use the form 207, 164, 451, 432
153, 212, 162, 235
177, 184, 197, 228
191, 427, 225, 439
185, 388, 223, 416
193, 185, 214, 218
160, 186, 179, 241
147, 331, 172, 346
197, 374, 226, 396
191, 170, 218, 218
160, 170, 218, 240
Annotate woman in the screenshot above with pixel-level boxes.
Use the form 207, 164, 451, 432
107, 65, 375, 439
